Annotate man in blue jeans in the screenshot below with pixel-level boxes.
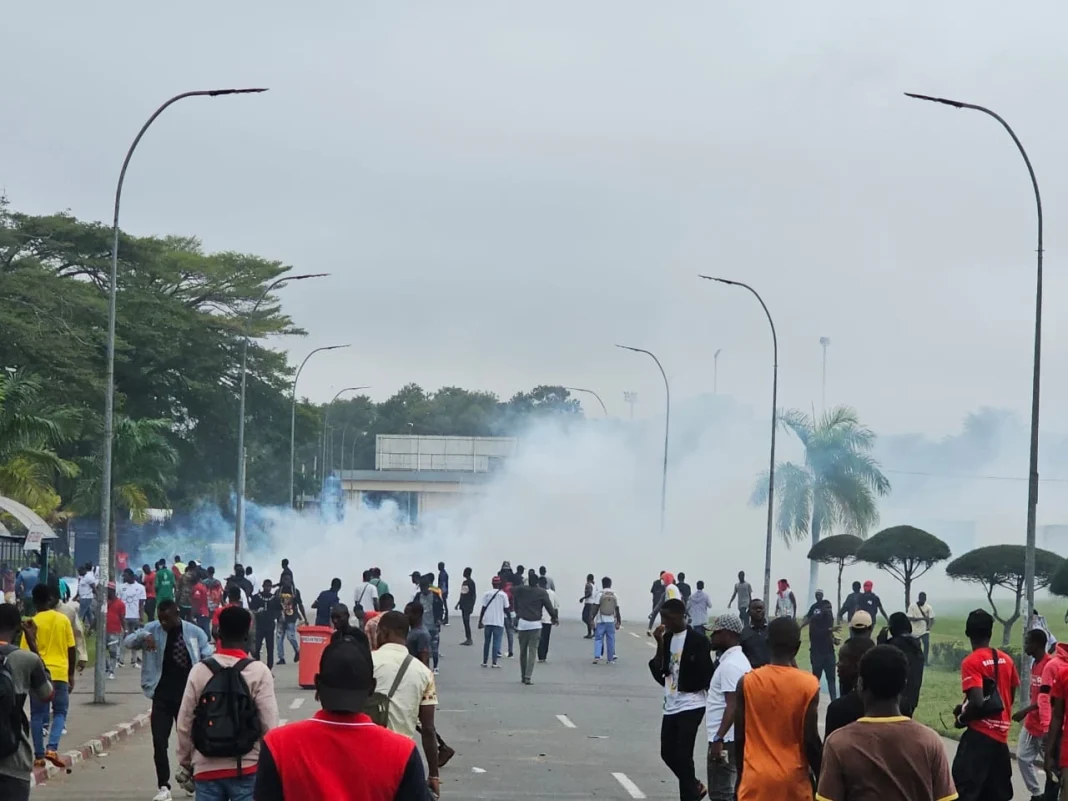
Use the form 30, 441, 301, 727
25, 584, 75, 769
591, 576, 622, 665
478, 576, 511, 668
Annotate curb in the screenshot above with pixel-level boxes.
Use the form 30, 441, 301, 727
29, 710, 151, 788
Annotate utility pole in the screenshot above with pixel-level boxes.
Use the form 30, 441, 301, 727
713, 349, 722, 394
623, 391, 638, 420
819, 337, 830, 414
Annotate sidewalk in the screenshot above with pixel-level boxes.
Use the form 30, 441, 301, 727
28, 665, 151, 788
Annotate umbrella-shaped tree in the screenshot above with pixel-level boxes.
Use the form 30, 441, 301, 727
806, 534, 863, 612
751, 406, 891, 601
949, 545, 1063, 647
856, 525, 951, 607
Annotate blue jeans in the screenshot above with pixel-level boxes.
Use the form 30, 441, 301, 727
482, 624, 503, 665
277, 621, 299, 661
78, 597, 93, 626
195, 775, 256, 801
594, 621, 616, 661
31, 680, 69, 756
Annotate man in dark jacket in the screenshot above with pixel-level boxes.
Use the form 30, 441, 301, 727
649, 598, 714, 801
512, 570, 557, 685
838, 581, 862, 623
740, 599, 771, 669
878, 611, 925, 716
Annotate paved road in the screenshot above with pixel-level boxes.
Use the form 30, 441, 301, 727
31, 621, 1035, 799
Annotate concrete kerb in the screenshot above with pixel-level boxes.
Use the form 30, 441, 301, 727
29, 710, 150, 788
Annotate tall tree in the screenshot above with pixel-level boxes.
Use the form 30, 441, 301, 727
750, 406, 891, 601
855, 525, 951, 607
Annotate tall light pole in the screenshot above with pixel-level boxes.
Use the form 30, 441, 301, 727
623, 391, 638, 420
322, 387, 369, 493
906, 91, 1043, 692
95, 87, 267, 704
713, 349, 722, 395
289, 345, 349, 507
616, 346, 670, 536
819, 337, 831, 414
564, 387, 609, 417
700, 276, 778, 606
235, 273, 326, 561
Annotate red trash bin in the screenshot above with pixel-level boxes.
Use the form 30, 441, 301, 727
297, 625, 333, 689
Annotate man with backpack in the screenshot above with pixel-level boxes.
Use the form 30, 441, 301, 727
372, 610, 442, 795
0, 603, 53, 801
590, 576, 622, 665
177, 605, 278, 801
124, 598, 213, 801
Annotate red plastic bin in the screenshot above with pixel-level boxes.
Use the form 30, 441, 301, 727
296, 625, 333, 689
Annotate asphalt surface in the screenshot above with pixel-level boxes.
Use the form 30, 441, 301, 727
30, 620, 1036, 799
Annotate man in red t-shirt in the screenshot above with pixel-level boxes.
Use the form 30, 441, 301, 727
1013, 628, 1051, 797
1045, 639, 1068, 791
951, 609, 1019, 801
105, 583, 125, 679
141, 563, 157, 621
191, 579, 210, 638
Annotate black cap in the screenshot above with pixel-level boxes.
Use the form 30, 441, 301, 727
316, 637, 374, 713
410, 571, 422, 581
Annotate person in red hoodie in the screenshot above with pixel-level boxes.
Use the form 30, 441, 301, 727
190, 578, 210, 639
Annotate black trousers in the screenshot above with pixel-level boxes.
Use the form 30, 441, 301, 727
144, 597, 156, 621
811, 647, 837, 700
661, 707, 706, 801
461, 609, 473, 642
952, 727, 1013, 801
441, 592, 449, 624
151, 694, 182, 788
255, 623, 275, 669
538, 623, 552, 660
0, 774, 30, 801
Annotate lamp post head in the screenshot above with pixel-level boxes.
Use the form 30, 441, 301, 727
697, 275, 737, 286
904, 92, 965, 109
819, 337, 831, 347
209, 88, 270, 97
714, 349, 722, 358
615, 344, 641, 354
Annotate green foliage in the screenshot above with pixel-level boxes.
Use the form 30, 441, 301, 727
856, 525, 951, 606
807, 534, 864, 611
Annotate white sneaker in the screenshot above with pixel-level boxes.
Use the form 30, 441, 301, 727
153, 788, 173, 801
108, 672, 115, 680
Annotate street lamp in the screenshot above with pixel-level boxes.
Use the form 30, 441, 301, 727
235, 273, 326, 560
713, 349, 722, 395
95, 87, 267, 704
322, 387, 369, 492
615, 345, 670, 536
564, 387, 609, 417
699, 275, 778, 606
906, 91, 1043, 692
289, 345, 350, 507
819, 337, 831, 414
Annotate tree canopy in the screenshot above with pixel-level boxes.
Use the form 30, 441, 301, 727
856, 525, 951, 606
807, 534, 863, 611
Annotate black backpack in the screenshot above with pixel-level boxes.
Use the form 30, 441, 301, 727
0, 649, 21, 759
192, 658, 261, 771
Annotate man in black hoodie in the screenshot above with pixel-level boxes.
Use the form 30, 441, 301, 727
878, 611, 925, 716
649, 598, 714, 801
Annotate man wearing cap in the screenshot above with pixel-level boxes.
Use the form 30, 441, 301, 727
856, 580, 889, 625
849, 610, 875, 642
706, 613, 750, 801
255, 635, 435, 800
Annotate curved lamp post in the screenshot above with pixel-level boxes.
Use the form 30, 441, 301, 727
699, 276, 778, 606
905, 91, 1043, 692
322, 387, 369, 490
564, 386, 609, 417
289, 345, 350, 507
615, 345, 670, 536
95, 86, 268, 704
235, 273, 326, 561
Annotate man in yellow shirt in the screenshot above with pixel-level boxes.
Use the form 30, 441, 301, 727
22, 584, 75, 768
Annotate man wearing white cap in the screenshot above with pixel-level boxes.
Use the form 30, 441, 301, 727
706, 613, 750, 801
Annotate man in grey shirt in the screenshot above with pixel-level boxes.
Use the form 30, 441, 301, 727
0, 604, 54, 801
687, 581, 712, 631
727, 571, 753, 619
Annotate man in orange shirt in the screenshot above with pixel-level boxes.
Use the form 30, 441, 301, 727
1013, 628, 1051, 799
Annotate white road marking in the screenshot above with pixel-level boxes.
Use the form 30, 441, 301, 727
555, 714, 577, 729
471, 767, 486, 773
612, 772, 646, 799
289, 698, 305, 710
646, 641, 656, 648
629, 632, 641, 639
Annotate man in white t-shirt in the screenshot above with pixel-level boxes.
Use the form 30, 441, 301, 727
76, 565, 97, 627
706, 613, 750, 800
590, 576, 622, 665
117, 570, 147, 666
906, 591, 934, 664
478, 577, 511, 668
352, 570, 380, 615
650, 598, 714, 801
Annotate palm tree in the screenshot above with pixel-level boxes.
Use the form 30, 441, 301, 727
72, 416, 178, 576
0, 370, 79, 517
750, 406, 891, 603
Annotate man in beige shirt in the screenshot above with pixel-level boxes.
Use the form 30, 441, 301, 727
906, 591, 934, 663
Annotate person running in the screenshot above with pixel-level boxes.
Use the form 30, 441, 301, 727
105, 582, 125, 677
353, 570, 380, 617
687, 580, 711, 633
801, 589, 837, 701
649, 598, 713, 801
118, 569, 147, 666
125, 599, 213, 801
953, 609, 1018, 801
735, 617, 822, 801
817, 644, 956, 801
838, 581, 862, 623
437, 562, 449, 626
372, 610, 443, 791
313, 578, 343, 627
581, 573, 597, 639
907, 590, 935, 664
825, 637, 875, 736
538, 565, 555, 591
591, 576, 622, 665
478, 576, 510, 668
275, 574, 306, 665
254, 636, 433, 800
365, 594, 395, 649
176, 605, 278, 800
1014, 628, 1050, 800
706, 613, 750, 801
23, 584, 75, 770
0, 603, 53, 801
740, 599, 770, 669
413, 574, 444, 674
456, 567, 476, 646
878, 612, 924, 717
774, 578, 797, 619
856, 580, 889, 625
249, 580, 280, 669
537, 576, 559, 663
513, 570, 558, 685
676, 572, 692, 605
728, 571, 753, 621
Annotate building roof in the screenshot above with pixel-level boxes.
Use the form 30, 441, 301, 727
338, 469, 497, 485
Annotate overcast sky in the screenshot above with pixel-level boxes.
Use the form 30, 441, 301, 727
5, 2, 1068, 439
